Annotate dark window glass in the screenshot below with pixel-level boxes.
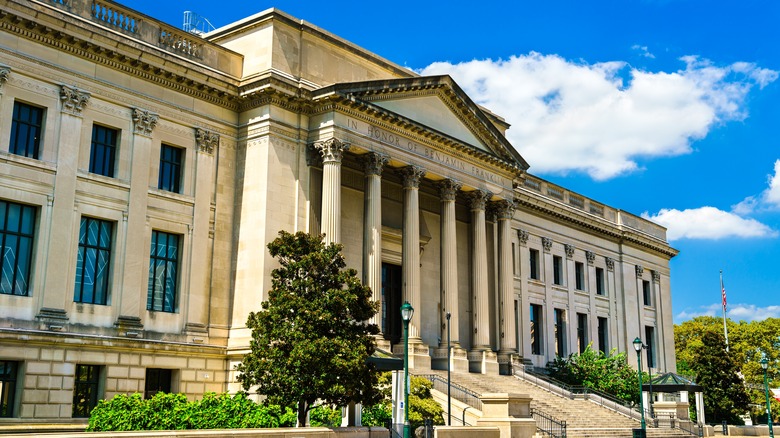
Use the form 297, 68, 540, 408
530, 304, 543, 355
10, 102, 44, 159
553, 255, 563, 286
597, 317, 608, 354
0, 360, 18, 417
0, 200, 36, 296
144, 368, 172, 399
74, 217, 112, 305
575, 262, 585, 290
596, 267, 605, 296
577, 313, 588, 353
89, 125, 118, 177
158, 144, 182, 193
529, 249, 539, 280
147, 231, 179, 312
643, 280, 651, 306
645, 326, 656, 369
554, 308, 566, 357
73, 365, 100, 418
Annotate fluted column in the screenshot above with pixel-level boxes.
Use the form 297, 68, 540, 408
438, 179, 462, 347
400, 165, 425, 342
314, 139, 349, 244
495, 199, 517, 355
362, 152, 388, 327
469, 190, 491, 350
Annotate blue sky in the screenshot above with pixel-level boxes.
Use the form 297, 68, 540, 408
121, 1, 780, 323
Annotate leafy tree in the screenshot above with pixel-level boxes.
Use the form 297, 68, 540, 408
407, 376, 445, 428
547, 345, 642, 404
235, 231, 383, 427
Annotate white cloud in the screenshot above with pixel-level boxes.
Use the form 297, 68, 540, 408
632, 44, 655, 59
676, 303, 780, 323
420, 54, 777, 180
733, 159, 780, 214
641, 206, 777, 240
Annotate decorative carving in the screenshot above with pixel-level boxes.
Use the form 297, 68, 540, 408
306, 144, 323, 167
467, 190, 491, 210
542, 237, 553, 252
586, 251, 596, 265
195, 128, 219, 154
438, 179, 462, 201
652, 270, 661, 283
362, 152, 389, 176
60, 84, 90, 116
313, 138, 349, 163
0, 66, 10, 91
564, 244, 575, 259
492, 199, 516, 220
132, 108, 158, 136
636, 265, 644, 278
605, 257, 615, 272
517, 229, 529, 246
399, 165, 426, 189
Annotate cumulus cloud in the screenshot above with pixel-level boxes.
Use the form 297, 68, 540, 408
733, 159, 780, 214
420, 54, 777, 180
641, 206, 777, 240
676, 303, 780, 323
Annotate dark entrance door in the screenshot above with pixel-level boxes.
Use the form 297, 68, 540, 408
381, 263, 403, 345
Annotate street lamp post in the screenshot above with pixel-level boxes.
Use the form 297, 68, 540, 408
633, 337, 647, 437
761, 357, 775, 438
446, 311, 451, 426
648, 367, 654, 421
401, 302, 414, 438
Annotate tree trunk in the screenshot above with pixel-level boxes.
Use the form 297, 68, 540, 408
297, 400, 308, 427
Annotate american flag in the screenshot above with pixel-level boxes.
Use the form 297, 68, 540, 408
721, 279, 727, 312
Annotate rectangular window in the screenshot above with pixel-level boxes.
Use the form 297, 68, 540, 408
595, 267, 605, 296
643, 280, 651, 306
530, 304, 543, 355
10, 101, 44, 159
554, 308, 566, 357
74, 217, 113, 305
0, 200, 36, 296
144, 368, 172, 399
529, 249, 540, 280
577, 313, 588, 353
597, 317, 608, 354
575, 262, 585, 290
89, 125, 118, 177
158, 144, 182, 193
0, 360, 19, 417
512, 243, 516, 276
645, 326, 656, 369
73, 364, 101, 418
147, 231, 179, 313
553, 255, 563, 286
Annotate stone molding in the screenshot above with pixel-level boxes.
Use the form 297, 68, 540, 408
400, 165, 426, 189
59, 84, 90, 116
438, 179, 462, 201
362, 152, 389, 176
195, 128, 219, 155
313, 138, 349, 164
542, 237, 553, 252
132, 108, 159, 137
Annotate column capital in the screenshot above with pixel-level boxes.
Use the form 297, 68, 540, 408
0, 65, 10, 92
517, 229, 529, 246
605, 257, 615, 271
652, 270, 661, 283
195, 128, 219, 154
467, 189, 492, 210
564, 244, 575, 259
314, 138, 350, 163
636, 264, 644, 278
60, 84, 90, 116
400, 165, 426, 189
306, 144, 323, 167
585, 250, 596, 265
132, 108, 159, 137
491, 199, 515, 220
438, 179, 462, 201
362, 152, 389, 176
542, 237, 553, 252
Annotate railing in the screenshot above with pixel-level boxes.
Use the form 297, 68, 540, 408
531, 407, 567, 438
415, 374, 482, 410
92, 0, 138, 34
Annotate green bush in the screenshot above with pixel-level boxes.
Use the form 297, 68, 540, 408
361, 402, 392, 427
309, 404, 342, 427
87, 392, 295, 432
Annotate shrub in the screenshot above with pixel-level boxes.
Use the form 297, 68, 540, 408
309, 404, 342, 427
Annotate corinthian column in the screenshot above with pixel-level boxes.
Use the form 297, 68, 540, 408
400, 165, 425, 342
468, 190, 491, 350
362, 152, 388, 327
314, 139, 349, 244
439, 179, 462, 347
495, 199, 517, 360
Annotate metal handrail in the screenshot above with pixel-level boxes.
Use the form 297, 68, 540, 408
415, 374, 483, 410
531, 407, 567, 438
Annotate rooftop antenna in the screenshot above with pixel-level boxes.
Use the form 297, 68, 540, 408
183, 11, 215, 35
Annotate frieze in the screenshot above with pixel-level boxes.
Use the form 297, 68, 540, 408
60, 84, 90, 116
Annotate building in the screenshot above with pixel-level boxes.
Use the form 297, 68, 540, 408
0, 0, 677, 422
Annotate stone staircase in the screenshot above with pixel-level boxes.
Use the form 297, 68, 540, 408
425, 369, 696, 438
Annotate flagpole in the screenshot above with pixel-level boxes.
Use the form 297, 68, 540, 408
720, 270, 729, 352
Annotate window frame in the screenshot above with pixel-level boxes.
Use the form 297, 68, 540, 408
576, 313, 588, 353
10, 101, 44, 159
529, 248, 540, 280
530, 304, 543, 355
74, 217, 113, 305
645, 326, 656, 369
597, 317, 608, 354
554, 308, 566, 357
0, 200, 36, 296
88, 124, 119, 178
552, 255, 563, 286
158, 144, 183, 193
575, 261, 585, 290
595, 267, 605, 296
144, 368, 173, 399
642, 280, 651, 306
147, 230, 180, 313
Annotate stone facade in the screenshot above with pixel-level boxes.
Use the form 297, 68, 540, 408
0, 0, 677, 422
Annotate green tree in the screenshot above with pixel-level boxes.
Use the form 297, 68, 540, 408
235, 231, 383, 427
547, 345, 642, 404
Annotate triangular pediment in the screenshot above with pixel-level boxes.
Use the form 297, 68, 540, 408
311, 76, 529, 171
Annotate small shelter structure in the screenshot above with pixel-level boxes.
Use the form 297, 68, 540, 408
643, 372, 705, 426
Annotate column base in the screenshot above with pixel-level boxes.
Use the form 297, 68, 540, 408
497, 351, 518, 375
431, 346, 469, 372
392, 341, 431, 370
468, 349, 499, 374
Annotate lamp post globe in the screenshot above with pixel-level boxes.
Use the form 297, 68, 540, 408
401, 301, 414, 438
633, 337, 646, 435
761, 356, 774, 438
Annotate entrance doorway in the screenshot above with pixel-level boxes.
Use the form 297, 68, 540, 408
381, 263, 403, 345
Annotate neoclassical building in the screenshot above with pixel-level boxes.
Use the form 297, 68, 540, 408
0, 0, 677, 422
